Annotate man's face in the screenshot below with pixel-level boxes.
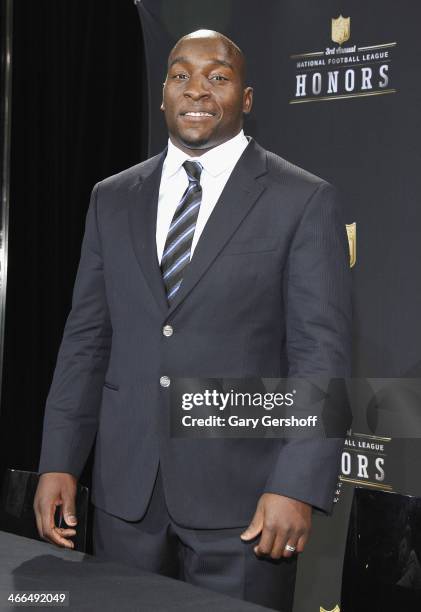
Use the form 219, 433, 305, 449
161, 37, 253, 155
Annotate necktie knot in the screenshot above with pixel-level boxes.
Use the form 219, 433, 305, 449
183, 160, 203, 184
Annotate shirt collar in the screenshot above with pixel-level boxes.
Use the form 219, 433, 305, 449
163, 130, 249, 179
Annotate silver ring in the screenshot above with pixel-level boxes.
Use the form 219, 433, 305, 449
285, 544, 296, 553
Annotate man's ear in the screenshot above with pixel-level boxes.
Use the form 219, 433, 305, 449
243, 86, 254, 115
160, 82, 166, 112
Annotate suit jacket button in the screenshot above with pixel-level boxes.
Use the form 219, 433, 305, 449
162, 325, 173, 337
160, 376, 171, 388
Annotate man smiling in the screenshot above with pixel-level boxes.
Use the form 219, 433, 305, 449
162, 31, 252, 152
35, 30, 351, 611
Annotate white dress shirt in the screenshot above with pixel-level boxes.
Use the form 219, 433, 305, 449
156, 130, 249, 264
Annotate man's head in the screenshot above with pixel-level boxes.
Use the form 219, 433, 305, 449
161, 30, 253, 156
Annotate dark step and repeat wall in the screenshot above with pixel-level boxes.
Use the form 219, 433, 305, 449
136, 1, 421, 610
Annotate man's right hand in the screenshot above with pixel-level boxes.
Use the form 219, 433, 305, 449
34, 472, 78, 549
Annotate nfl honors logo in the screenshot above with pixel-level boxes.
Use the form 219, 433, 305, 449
290, 13, 396, 104
331, 15, 350, 46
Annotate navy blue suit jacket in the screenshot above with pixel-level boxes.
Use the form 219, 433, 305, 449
39, 139, 352, 527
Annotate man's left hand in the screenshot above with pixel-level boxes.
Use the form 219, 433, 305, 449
240, 494, 312, 559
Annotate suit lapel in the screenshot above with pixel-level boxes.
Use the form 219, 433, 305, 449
168, 139, 268, 314
127, 140, 268, 316
128, 151, 168, 315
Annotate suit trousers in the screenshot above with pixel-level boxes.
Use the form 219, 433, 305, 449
92, 467, 297, 611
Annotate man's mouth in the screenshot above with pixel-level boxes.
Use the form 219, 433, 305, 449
180, 111, 216, 118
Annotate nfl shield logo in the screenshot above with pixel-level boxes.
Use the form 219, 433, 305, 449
331, 15, 351, 45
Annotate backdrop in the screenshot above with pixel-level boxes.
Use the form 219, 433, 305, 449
0, 0, 147, 504
1, 2, 420, 609
136, 1, 421, 610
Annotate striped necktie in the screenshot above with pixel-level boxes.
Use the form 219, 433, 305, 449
161, 160, 203, 303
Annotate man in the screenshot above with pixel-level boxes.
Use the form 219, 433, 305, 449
34, 30, 351, 611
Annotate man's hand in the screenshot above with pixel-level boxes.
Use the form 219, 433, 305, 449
240, 493, 312, 559
33, 472, 78, 549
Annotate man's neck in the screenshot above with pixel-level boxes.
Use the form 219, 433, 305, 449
168, 130, 244, 158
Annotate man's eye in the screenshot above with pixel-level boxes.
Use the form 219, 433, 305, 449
210, 75, 228, 81
172, 73, 188, 80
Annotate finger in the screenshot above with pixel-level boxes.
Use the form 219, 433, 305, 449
56, 527, 77, 537
296, 532, 309, 554
42, 526, 75, 549
241, 507, 264, 541
34, 503, 44, 539
254, 523, 278, 557
270, 532, 292, 560
40, 502, 74, 549
39, 498, 56, 541
62, 491, 77, 526
282, 538, 299, 559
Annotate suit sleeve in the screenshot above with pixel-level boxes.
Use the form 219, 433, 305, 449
38, 182, 112, 478
264, 182, 352, 513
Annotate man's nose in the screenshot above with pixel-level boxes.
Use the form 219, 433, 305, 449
183, 75, 210, 100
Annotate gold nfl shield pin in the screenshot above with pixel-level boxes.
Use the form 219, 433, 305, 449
346, 222, 356, 268
331, 15, 351, 45
320, 606, 341, 612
